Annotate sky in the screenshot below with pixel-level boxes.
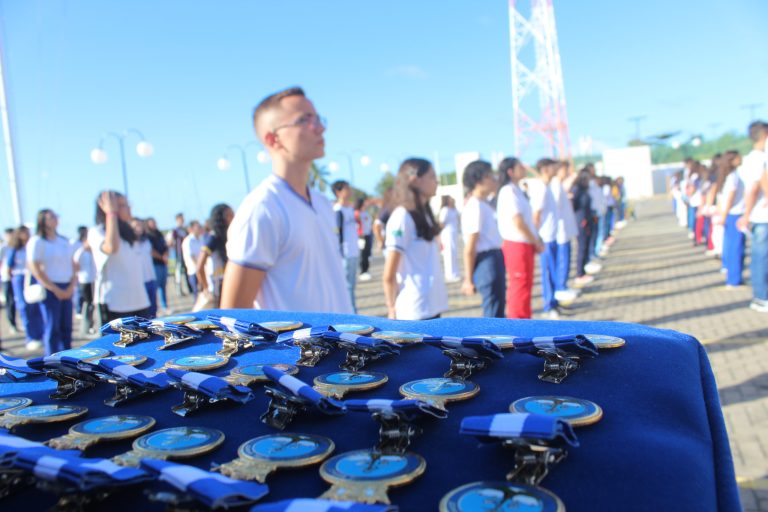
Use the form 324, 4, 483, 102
0, 0, 766, 235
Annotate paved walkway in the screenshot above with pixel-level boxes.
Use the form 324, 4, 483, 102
1, 197, 766, 510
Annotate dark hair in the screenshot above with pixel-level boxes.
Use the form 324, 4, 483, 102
94, 190, 137, 245
392, 158, 440, 241
9, 225, 29, 249
331, 180, 349, 196
536, 158, 558, 172
498, 157, 522, 187
77, 226, 88, 241
175, 213, 184, 219
440, 195, 451, 208
252, 86, 306, 131
208, 203, 233, 264
35, 209, 54, 238
463, 160, 492, 193
4, 228, 13, 235
748, 121, 767, 142
355, 197, 365, 210
188, 220, 201, 230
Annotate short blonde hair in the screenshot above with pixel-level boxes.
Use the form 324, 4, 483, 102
252, 86, 305, 140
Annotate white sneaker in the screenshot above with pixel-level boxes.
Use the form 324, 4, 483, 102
445, 276, 462, 284
26, 340, 42, 351
541, 309, 561, 320
573, 275, 595, 287
584, 262, 602, 275
359, 272, 372, 282
554, 289, 579, 304
749, 300, 768, 313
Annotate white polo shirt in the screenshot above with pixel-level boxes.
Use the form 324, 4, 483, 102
27, 235, 74, 283
385, 206, 448, 320
722, 171, 745, 215
73, 247, 95, 284
88, 226, 150, 313
740, 149, 768, 223
497, 183, 535, 243
461, 196, 502, 253
551, 179, 578, 244
226, 174, 353, 313
527, 179, 557, 243
181, 234, 202, 275
333, 203, 360, 259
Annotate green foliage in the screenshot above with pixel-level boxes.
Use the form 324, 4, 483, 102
651, 131, 751, 164
310, 162, 330, 192
439, 171, 457, 186
375, 171, 395, 197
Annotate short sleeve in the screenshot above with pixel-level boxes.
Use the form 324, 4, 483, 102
225, 200, 281, 271
87, 227, 109, 271
27, 236, 44, 264
384, 207, 413, 254
527, 180, 545, 211
461, 198, 481, 236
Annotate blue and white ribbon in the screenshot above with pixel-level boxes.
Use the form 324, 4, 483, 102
148, 321, 202, 340
251, 499, 396, 512
0, 432, 80, 466
99, 316, 150, 335
11, 449, 150, 490
165, 368, 254, 404
344, 398, 447, 420
97, 359, 172, 390
510, 335, 598, 358
207, 314, 278, 340
324, 332, 400, 355
263, 366, 346, 415
27, 355, 100, 375
422, 336, 504, 360
276, 326, 334, 345
0, 352, 43, 375
141, 459, 268, 509
460, 413, 578, 447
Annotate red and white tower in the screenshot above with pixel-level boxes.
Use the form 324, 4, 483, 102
508, 0, 571, 159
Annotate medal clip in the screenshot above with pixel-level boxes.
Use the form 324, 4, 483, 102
537, 349, 582, 384
295, 339, 332, 367
261, 367, 346, 429
511, 336, 598, 383
214, 330, 261, 359
422, 337, 503, 381
145, 489, 204, 512
276, 326, 335, 367
166, 369, 255, 417
260, 386, 309, 430
171, 390, 214, 417
104, 382, 156, 408
502, 438, 567, 486
330, 333, 400, 372
45, 369, 100, 400
113, 328, 151, 348
372, 412, 421, 455
150, 323, 201, 351
442, 349, 488, 381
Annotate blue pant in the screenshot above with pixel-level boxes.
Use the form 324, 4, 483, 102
687, 206, 696, 233
40, 282, 73, 355
474, 249, 506, 318
342, 256, 359, 314
153, 263, 168, 309
723, 214, 745, 286
751, 223, 768, 301
539, 241, 559, 312
11, 275, 43, 341
555, 242, 571, 292
145, 280, 158, 318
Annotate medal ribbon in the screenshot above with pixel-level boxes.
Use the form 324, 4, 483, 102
0, 353, 43, 375
422, 336, 504, 360
263, 366, 346, 415
324, 332, 400, 355
0, 432, 80, 466
276, 326, 334, 345
100, 316, 150, 335
344, 398, 448, 420
165, 368, 254, 403
206, 315, 278, 340
460, 413, 579, 447
97, 359, 172, 390
250, 498, 396, 512
148, 321, 202, 340
509, 335, 598, 358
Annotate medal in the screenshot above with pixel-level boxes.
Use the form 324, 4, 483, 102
331, 323, 375, 335
215, 433, 334, 483
510, 396, 603, 427
371, 331, 428, 345
187, 320, 219, 331
47, 415, 156, 450
224, 364, 299, 387
0, 397, 32, 416
319, 449, 425, 504
440, 481, 564, 512
259, 320, 302, 332
399, 378, 479, 410
153, 315, 196, 324
583, 334, 626, 349
313, 371, 388, 399
51, 347, 112, 362
112, 426, 225, 467
163, 354, 229, 372
99, 354, 148, 367
0, 404, 87, 430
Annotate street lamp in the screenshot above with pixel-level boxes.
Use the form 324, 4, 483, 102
90, 129, 153, 197
332, 150, 370, 185
216, 142, 268, 193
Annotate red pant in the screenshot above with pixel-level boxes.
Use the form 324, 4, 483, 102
502, 240, 534, 319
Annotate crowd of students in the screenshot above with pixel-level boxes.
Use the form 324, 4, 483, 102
670, 121, 768, 312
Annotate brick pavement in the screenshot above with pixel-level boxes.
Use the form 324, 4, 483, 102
1, 196, 766, 509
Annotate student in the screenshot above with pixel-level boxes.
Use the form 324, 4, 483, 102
460, 160, 505, 318
73, 237, 96, 335
529, 158, 560, 319
89, 191, 151, 323
438, 195, 461, 283
497, 157, 543, 319
221, 87, 352, 313
27, 209, 76, 355
7, 226, 43, 350
551, 161, 579, 304
197, 204, 234, 308
181, 220, 203, 297
718, 151, 745, 287
130, 218, 158, 318
1, 227, 18, 334
570, 168, 594, 286
382, 158, 448, 320
332, 180, 360, 313
145, 217, 169, 316
356, 197, 374, 281
168, 213, 190, 296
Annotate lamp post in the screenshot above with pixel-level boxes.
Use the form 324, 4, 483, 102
328, 150, 370, 185
217, 142, 268, 194
90, 129, 153, 197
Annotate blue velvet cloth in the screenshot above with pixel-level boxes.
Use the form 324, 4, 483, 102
0, 309, 741, 511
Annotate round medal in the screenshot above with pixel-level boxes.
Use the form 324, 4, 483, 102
583, 334, 626, 349
321, 449, 425, 486
510, 396, 603, 427
260, 320, 303, 332
165, 354, 229, 371
371, 331, 428, 345
100, 354, 148, 366
440, 481, 564, 512
8, 404, 87, 423
0, 397, 32, 415
473, 335, 517, 350
70, 415, 156, 439
52, 347, 111, 362
240, 433, 334, 465
331, 324, 375, 335
187, 320, 218, 331
314, 371, 388, 398
154, 315, 196, 325
133, 426, 225, 458
399, 378, 479, 409
231, 363, 299, 381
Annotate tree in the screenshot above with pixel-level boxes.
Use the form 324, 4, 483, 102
310, 162, 330, 192
375, 172, 395, 197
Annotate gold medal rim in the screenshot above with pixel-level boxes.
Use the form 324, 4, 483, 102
69, 415, 156, 440
237, 433, 335, 468
471, 334, 517, 350
259, 320, 303, 332
509, 396, 603, 427
584, 334, 626, 349
0, 397, 33, 415
132, 426, 225, 458
370, 331, 429, 345
153, 315, 196, 325
398, 378, 480, 404
187, 320, 219, 331
313, 371, 388, 392
9, 404, 88, 423
100, 354, 148, 367
53, 348, 113, 362
165, 355, 229, 371
438, 480, 565, 512
230, 363, 299, 380
331, 324, 375, 335
320, 449, 426, 488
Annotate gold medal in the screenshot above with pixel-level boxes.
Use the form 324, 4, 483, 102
112, 426, 225, 467
440, 481, 565, 511
371, 331, 429, 345
313, 371, 388, 399
99, 354, 148, 367
331, 323, 375, 335
153, 314, 196, 324
47, 415, 156, 450
187, 320, 219, 331
583, 334, 626, 349
510, 396, 603, 427
0, 397, 32, 416
0, 404, 87, 430
259, 320, 303, 332
52, 347, 112, 362
162, 354, 230, 372
224, 363, 299, 387
399, 378, 479, 410
215, 433, 334, 483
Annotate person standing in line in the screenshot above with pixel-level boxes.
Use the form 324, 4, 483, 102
382, 158, 448, 320
69, 226, 87, 318
438, 195, 461, 283
718, 151, 745, 287
332, 180, 360, 313
460, 160, 505, 318
220, 87, 352, 313
130, 218, 158, 318
585, 165, 605, 274
497, 157, 543, 319
181, 220, 203, 297
73, 237, 96, 336
7, 226, 43, 350
145, 218, 170, 316
90, 192, 151, 324
197, 204, 234, 308
528, 158, 561, 319
570, 168, 594, 287
551, 161, 579, 304
168, 213, 190, 297
737, 121, 768, 312
27, 209, 76, 355
1, 227, 18, 334
356, 197, 374, 281
373, 187, 394, 252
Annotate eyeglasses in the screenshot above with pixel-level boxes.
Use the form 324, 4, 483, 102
271, 113, 326, 134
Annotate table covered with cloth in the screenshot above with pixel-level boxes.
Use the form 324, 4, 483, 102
0, 309, 741, 511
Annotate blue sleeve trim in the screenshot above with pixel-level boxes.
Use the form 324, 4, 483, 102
228, 259, 270, 272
